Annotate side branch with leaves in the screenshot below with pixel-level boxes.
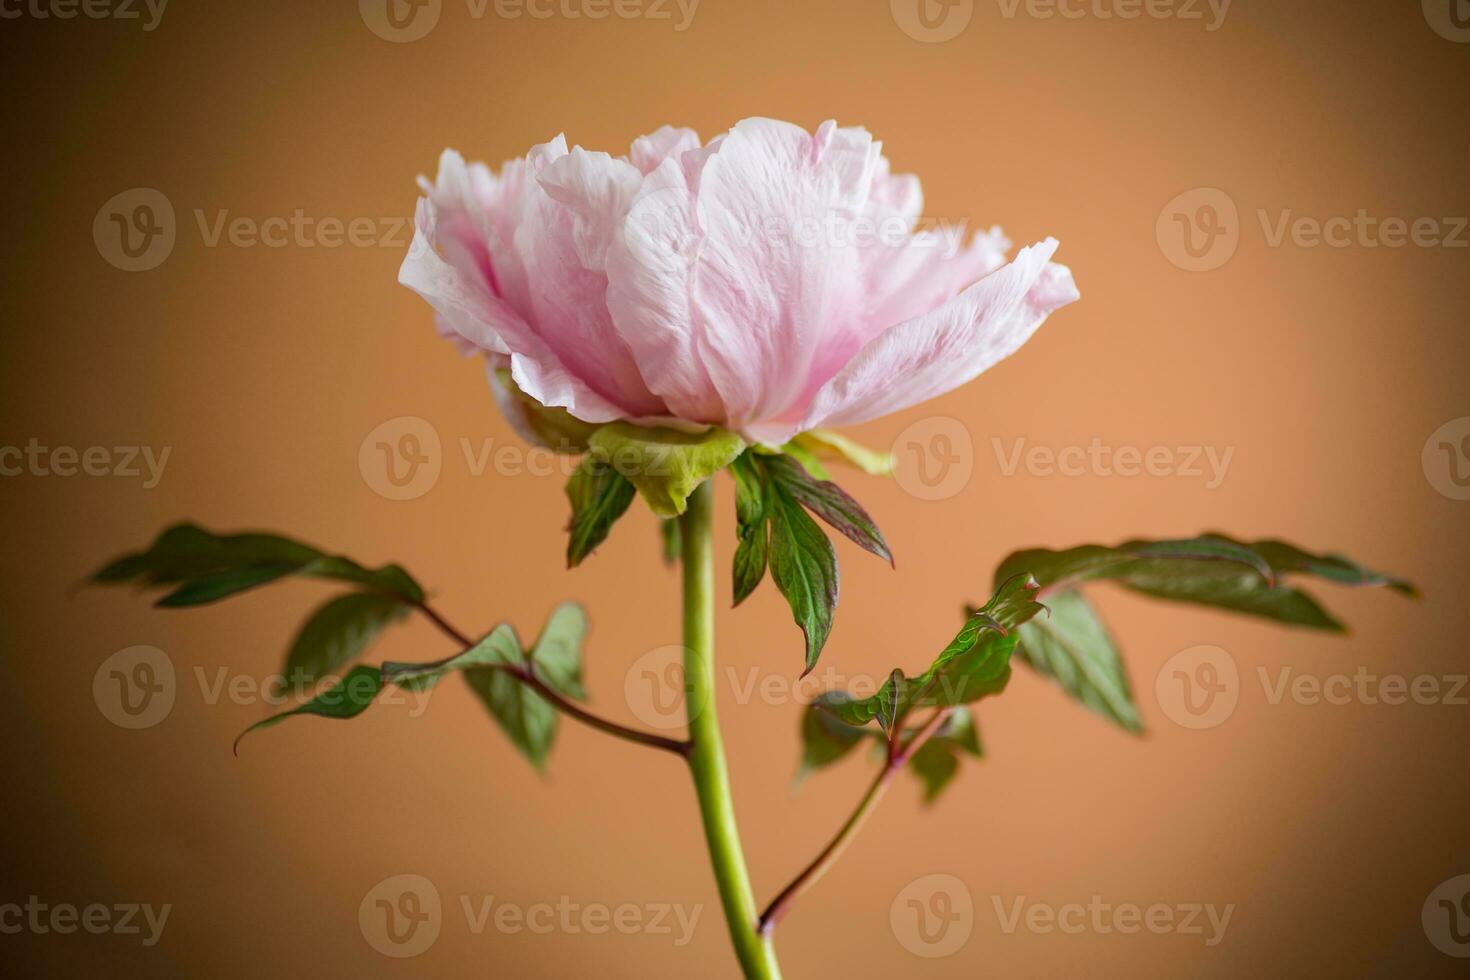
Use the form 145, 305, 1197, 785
92, 435, 1414, 979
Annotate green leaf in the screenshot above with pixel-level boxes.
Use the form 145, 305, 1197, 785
659, 518, 681, 566
993, 534, 1414, 731
565, 458, 637, 568
908, 709, 983, 804
731, 453, 770, 605
588, 422, 746, 518
796, 705, 869, 781
763, 454, 892, 565
526, 601, 588, 701
996, 534, 1413, 632
766, 480, 840, 675
280, 592, 410, 691
789, 429, 895, 476
93, 523, 425, 606
815, 574, 1043, 732
234, 666, 383, 754
1010, 590, 1142, 733
240, 604, 590, 771
380, 623, 523, 691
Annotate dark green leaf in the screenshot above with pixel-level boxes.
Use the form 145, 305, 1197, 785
815, 574, 1043, 733
565, 458, 637, 568
382, 624, 522, 692
94, 523, 425, 606
766, 481, 839, 675
731, 453, 770, 605
280, 592, 410, 691
659, 518, 681, 567
996, 534, 1413, 632
763, 454, 892, 566
796, 706, 868, 781
992, 534, 1414, 729
1011, 590, 1142, 733
234, 666, 383, 753
526, 602, 588, 701
909, 709, 986, 804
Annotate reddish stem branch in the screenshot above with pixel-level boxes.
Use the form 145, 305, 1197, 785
414, 600, 691, 759
758, 706, 954, 935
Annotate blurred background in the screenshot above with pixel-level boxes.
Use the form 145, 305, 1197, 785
2, 0, 1467, 975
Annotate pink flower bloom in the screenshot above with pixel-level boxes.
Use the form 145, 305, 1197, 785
401, 118, 1078, 447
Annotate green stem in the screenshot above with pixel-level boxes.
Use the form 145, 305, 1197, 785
680, 480, 783, 980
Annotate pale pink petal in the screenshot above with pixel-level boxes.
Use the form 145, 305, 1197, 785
761, 239, 1078, 443
690, 118, 881, 429
627, 125, 702, 176
604, 156, 727, 422
504, 141, 667, 418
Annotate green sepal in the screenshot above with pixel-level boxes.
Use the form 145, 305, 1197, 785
588, 423, 746, 518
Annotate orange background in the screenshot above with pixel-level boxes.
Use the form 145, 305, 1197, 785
2, 0, 1468, 976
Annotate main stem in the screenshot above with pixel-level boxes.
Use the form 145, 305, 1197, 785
680, 480, 783, 980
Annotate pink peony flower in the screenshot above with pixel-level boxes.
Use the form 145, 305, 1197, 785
401, 117, 1078, 447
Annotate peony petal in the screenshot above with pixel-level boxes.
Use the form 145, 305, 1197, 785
482, 138, 665, 420
627, 125, 702, 176
761, 239, 1078, 444
604, 156, 727, 422
690, 118, 882, 429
